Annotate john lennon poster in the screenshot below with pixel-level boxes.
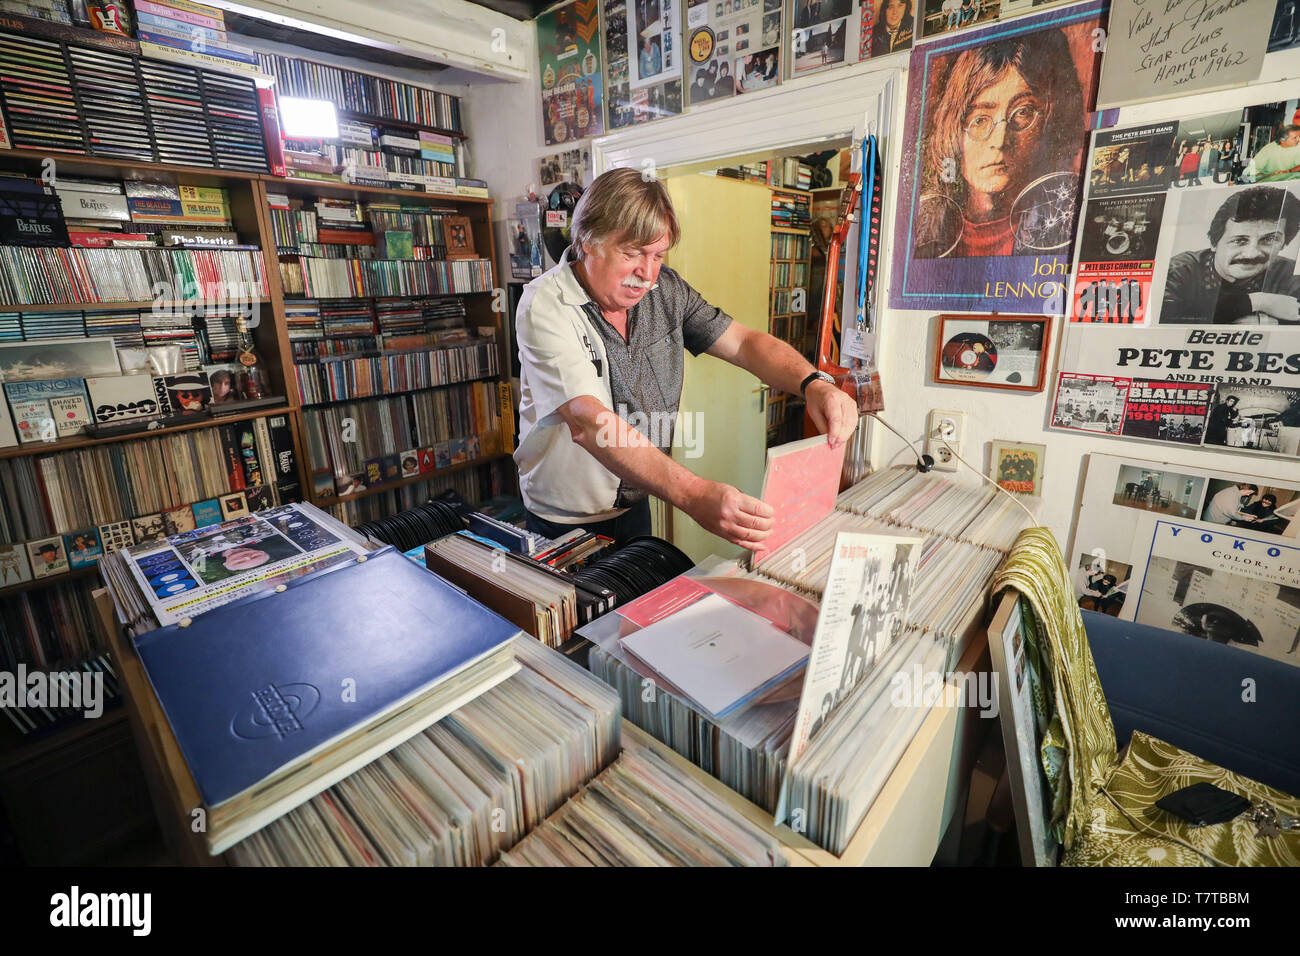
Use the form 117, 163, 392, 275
889, 2, 1105, 313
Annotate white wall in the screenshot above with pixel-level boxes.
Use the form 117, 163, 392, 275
457, 9, 1300, 551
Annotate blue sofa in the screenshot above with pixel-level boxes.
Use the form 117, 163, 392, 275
1083, 609, 1300, 799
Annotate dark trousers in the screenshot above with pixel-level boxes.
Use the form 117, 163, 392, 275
525, 498, 652, 548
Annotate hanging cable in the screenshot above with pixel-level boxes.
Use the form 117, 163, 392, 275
936, 435, 1041, 528
865, 411, 932, 473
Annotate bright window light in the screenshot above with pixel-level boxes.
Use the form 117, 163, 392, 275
279, 96, 339, 139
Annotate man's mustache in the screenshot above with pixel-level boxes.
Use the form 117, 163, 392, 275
1230, 255, 1269, 266
622, 277, 654, 289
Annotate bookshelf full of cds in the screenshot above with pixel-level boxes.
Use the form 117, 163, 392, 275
0, 10, 513, 863
767, 190, 812, 447
266, 174, 513, 524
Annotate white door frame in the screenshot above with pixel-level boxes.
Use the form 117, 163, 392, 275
590, 64, 902, 478
590, 63, 901, 179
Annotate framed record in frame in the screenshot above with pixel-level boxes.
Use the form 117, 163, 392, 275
933, 313, 1051, 392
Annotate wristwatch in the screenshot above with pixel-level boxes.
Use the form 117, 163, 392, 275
800, 370, 835, 395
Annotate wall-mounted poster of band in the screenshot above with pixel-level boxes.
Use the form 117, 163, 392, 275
605, 0, 684, 129
538, 0, 605, 145
684, 0, 783, 105
1054, 97, 1300, 462
889, 2, 1105, 314
1072, 453, 1300, 667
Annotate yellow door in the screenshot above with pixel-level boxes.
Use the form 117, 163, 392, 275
663, 174, 770, 563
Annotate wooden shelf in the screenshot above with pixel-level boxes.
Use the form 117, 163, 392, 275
0, 148, 264, 186
299, 373, 500, 409
312, 452, 510, 508
282, 290, 489, 303
0, 705, 127, 771
264, 175, 491, 205
0, 564, 99, 600
770, 226, 810, 234
0, 299, 270, 314
336, 110, 466, 141
0, 404, 293, 460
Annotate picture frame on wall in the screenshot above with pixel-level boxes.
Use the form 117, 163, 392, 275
933, 313, 1051, 392
989, 439, 1046, 497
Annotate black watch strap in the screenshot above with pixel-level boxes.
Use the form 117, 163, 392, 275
800, 370, 832, 395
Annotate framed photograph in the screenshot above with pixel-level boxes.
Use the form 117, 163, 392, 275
444, 215, 478, 260
933, 314, 1051, 391
986, 592, 1058, 866
989, 440, 1046, 496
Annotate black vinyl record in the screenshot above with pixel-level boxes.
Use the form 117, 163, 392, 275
542, 181, 583, 264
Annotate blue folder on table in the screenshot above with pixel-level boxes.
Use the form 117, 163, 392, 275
132, 546, 520, 851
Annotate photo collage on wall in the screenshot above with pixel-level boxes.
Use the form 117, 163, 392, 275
1073, 454, 1300, 666
535, 0, 1088, 144
538, 0, 606, 145
605, 0, 683, 127
890, 3, 1106, 313
685, 0, 783, 104
1055, 96, 1300, 462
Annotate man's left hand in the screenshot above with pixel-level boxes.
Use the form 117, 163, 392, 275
805, 379, 859, 448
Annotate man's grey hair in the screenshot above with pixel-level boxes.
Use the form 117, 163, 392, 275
570, 168, 681, 261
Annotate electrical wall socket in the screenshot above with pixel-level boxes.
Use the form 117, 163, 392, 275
925, 409, 965, 473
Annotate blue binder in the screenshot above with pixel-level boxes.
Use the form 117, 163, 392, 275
133, 546, 520, 812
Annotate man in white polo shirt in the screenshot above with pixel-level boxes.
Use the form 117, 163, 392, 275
514, 167, 860, 551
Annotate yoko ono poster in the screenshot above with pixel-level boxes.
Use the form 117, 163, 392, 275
890, 2, 1106, 313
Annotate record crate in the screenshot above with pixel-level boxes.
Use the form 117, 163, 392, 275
96, 583, 990, 867
617, 623, 990, 867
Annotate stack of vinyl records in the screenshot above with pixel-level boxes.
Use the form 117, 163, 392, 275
0, 653, 122, 738
583, 569, 812, 815
497, 734, 788, 867
201, 70, 271, 173
0, 33, 85, 154
140, 60, 218, 168
573, 536, 694, 607
425, 532, 583, 647
775, 623, 948, 855
68, 46, 153, 163
226, 637, 621, 867
752, 466, 1033, 651
579, 468, 1032, 850
100, 508, 521, 855
355, 499, 464, 552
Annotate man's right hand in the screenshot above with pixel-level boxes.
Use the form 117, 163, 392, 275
681, 480, 775, 550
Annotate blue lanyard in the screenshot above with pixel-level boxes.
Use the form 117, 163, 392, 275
856, 134, 876, 331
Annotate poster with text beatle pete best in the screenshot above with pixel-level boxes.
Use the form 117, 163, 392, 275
1055, 100, 1300, 462
890, 2, 1105, 313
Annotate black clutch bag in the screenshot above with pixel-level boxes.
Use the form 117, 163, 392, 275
1155, 782, 1251, 827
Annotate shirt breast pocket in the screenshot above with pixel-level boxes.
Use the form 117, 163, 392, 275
639, 329, 685, 412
